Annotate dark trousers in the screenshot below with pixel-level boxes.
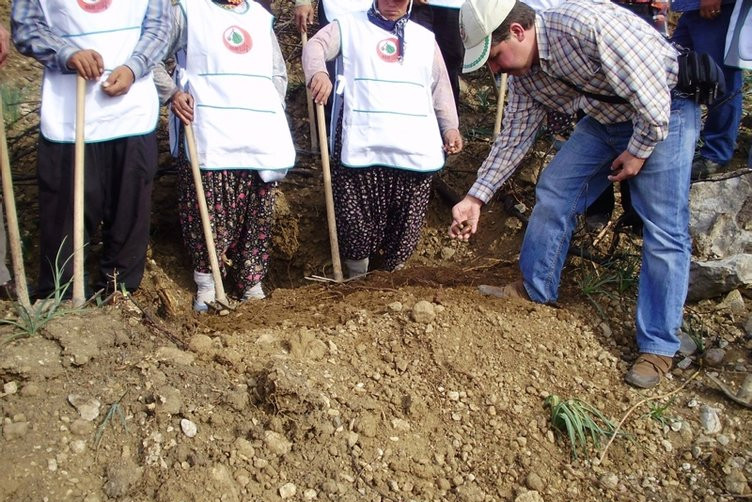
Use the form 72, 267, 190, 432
412, 5, 464, 113
36, 133, 158, 297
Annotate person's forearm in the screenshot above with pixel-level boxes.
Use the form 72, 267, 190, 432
154, 3, 186, 104
125, 0, 172, 79
11, 0, 78, 72
469, 82, 544, 203
301, 22, 340, 84
431, 43, 459, 135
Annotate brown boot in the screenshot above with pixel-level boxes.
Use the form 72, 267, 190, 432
478, 280, 530, 300
625, 353, 673, 389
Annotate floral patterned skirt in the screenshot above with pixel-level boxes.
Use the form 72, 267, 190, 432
177, 157, 275, 294
332, 113, 434, 271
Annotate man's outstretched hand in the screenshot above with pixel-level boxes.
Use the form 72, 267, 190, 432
449, 195, 483, 241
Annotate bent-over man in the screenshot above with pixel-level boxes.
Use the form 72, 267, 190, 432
450, 0, 701, 388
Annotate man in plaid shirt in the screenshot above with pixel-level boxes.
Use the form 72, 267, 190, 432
449, 0, 701, 388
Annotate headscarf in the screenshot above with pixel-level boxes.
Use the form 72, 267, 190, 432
367, 0, 413, 62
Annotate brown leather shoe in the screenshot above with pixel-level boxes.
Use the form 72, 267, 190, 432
478, 279, 531, 300
625, 353, 673, 389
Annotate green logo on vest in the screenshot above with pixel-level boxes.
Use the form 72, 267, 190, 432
223, 26, 252, 54
377, 38, 400, 63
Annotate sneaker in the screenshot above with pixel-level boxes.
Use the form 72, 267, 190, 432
624, 353, 673, 388
478, 279, 531, 300
691, 157, 723, 181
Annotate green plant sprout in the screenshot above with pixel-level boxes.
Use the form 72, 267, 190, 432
545, 395, 620, 459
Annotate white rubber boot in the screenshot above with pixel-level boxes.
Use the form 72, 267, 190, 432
193, 271, 215, 312
344, 258, 369, 279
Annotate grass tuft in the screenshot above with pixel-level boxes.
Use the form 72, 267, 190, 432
545, 394, 620, 459
1, 241, 75, 343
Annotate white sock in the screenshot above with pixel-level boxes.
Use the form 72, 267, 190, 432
194, 270, 215, 306
242, 283, 265, 301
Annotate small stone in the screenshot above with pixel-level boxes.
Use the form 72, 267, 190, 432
679, 333, 698, 356
526, 472, 545, 491
411, 301, 436, 324
600, 473, 619, 490
157, 387, 182, 415
703, 348, 726, 367
3, 381, 18, 395
279, 483, 297, 499
515, 491, 545, 502
264, 430, 292, 456
387, 302, 403, 312
661, 439, 673, 452
346, 431, 359, 447
725, 470, 749, 495
21, 383, 40, 397
440, 247, 456, 260
599, 322, 612, 338
447, 391, 460, 401
67, 394, 101, 422
322, 480, 338, 494
303, 489, 318, 499
104, 459, 143, 498
3, 422, 29, 440
720, 289, 746, 315
699, 405, 722, 434
744, 315, 752, 337
47, 458, 58, 472
234, 437, 255, 459
355, 414, 378, 438
391, 418, 410, 432
70, 440, 87, 454
180, 419, 197, 438
437, 478, 451, 491
717, 434, 731, 446
70, 419, 94, 436
155, 346, 195, 366
188, 334, 214, 355
677, 357, 693, 370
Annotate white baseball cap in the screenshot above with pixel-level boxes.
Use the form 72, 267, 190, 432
460, 0, 517, 73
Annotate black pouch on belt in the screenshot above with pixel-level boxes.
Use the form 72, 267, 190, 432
675, 47, 726, 105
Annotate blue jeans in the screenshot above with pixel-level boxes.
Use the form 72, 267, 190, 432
519, 97, 700, 356
672, 5, 743, 164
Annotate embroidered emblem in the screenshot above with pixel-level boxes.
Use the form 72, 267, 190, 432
376, 38, 400, 63
77, 0, 112, 13
223, 26, 252, 54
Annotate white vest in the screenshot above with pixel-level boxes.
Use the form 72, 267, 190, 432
323, 0, 372, 22
181, 0, 295, 173
39, 0, 159, 142
336, 13, 444, 172
426, 0, 464, 8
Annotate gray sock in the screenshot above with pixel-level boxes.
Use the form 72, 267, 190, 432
344, 258, 369, 279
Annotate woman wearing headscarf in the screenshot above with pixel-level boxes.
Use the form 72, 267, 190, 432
154, 0, 295, 311
303, 0, 462, 278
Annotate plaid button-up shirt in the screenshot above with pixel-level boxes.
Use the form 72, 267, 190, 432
469, 0, 679, 204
